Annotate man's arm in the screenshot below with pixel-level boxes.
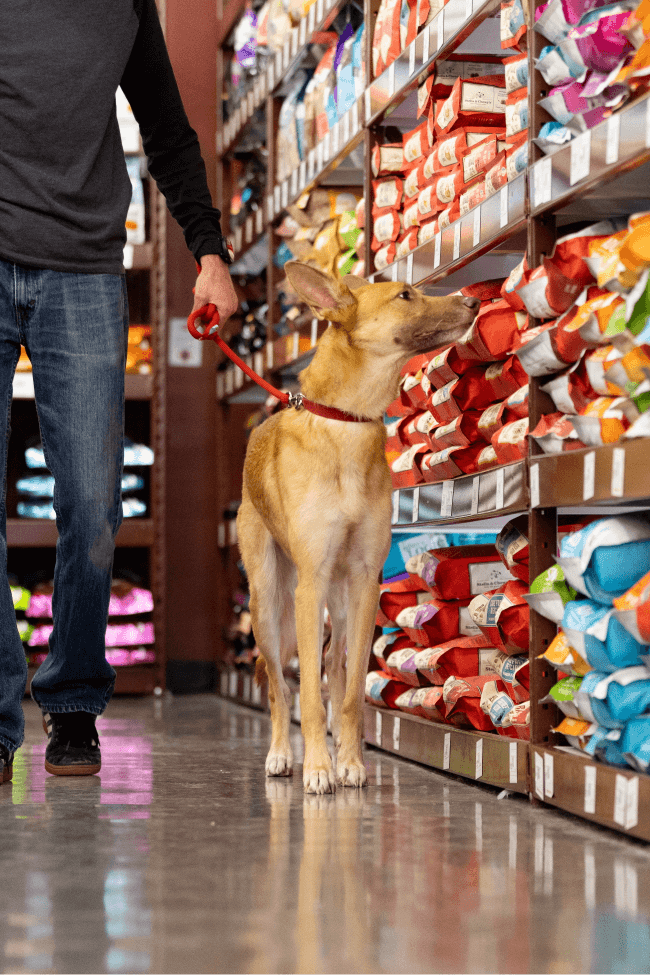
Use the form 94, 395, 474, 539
120, 0, 237, 323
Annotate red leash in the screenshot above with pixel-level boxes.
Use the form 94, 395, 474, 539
187, 282, 373, 423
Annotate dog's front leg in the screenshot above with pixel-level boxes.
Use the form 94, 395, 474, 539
337, 575, 379, 787
295, 578, 335, 794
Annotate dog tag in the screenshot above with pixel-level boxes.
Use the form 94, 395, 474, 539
570, 130, 591, 186
392, 716, 401, 751
509, 742, 518, 784
544, 753, 554, 797
470, 475, 480, 515
441, 479, 454, 518
406, 253, 413, 285
473, 207, 481, 247
434, 233, 441, 268
583, 451, 595, 501
252, 681, 262, 706
411, 486, 420, 523
495, 466, 505, 510
584, 765, 597, 814
453, 221, 461, 261
443, 732, 451, 769
611, 447, 625, 497
229, 671, 238, 697
475, 738, 483, 779
375, 709, 382, 746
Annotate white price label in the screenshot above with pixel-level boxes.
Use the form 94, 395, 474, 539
331, 125, 339, 157
220, 671, 228, 695
473, 206, 481, 247
411, 486, 420, 523
453, 221, 461, 260
495, 466, 505, 510
317, 0, 324, 21
310, 318, 318, 347
299, 16, 307, 45
437, 11, 444, 50
375, 709, 382, 746
308, 148, 316, 179
611, 447, 625, 497
283, 42, 290, 70
509, 741, 518, 784
471, 475, 480, 515
388, 62, 395, 97
443, 732, 451, 769
252, 681, 262, 705
534, 752, 544, 799
393, 716, 401, 751
544, 753, 554, 798
274, 184, 281, 214
530, 463, 540, 508
256, 207, 263, 234
584, 765, 597, 814
434, 233, 441, 268
466, 0, 473, 18
406, 253, 414, 285
422, 21, 430, 63
326, 700, 332, 730
365, 87, 372, 122
409, 43, 416, 78
243, 675, 251, 701
570, 130, 591, 186
583, 450, 596, 501
614, 774, 628, 827
268, 63, 275, 91
308, 3, 315, 32
229, 670, 237, 697
392, 490, 399, 523
343, 111, 350, 145
533, 157, 552, 208
245, 217, 253, 243
626, 775, 639, 830
475, 738, 483, 780
299, 160, 307, 190
266, 341, 274, 370
352, 100, 360, 134
253, 351, 263, 375
441, 479, 454, 518
317, 140, 324, 170
606, 113, 621, 165
290, 168, 298, 198
267, 195, 274, 221
325, 130, 332, 160
391, 262, 398, 282
281, 180, 289, 209
500, 185, 509, 228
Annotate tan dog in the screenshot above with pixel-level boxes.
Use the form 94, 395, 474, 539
236, 261, 479, 794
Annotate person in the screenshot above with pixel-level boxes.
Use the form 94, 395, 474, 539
0, 0, 238, 783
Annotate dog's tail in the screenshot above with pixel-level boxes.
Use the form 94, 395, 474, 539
254, 655, 268, 687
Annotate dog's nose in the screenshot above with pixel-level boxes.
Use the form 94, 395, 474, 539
462, 296, 481, 311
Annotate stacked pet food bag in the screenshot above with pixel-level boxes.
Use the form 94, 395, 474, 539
532, 516, 650, 771
27, 579, 156, 669
366, 516, 532, 737
275, 189, 365, 280
371, 6, 528, 270
534, 0, 650, 155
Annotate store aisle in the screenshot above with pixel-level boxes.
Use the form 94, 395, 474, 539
1, 697, 650, 975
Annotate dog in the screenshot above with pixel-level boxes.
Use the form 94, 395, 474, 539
236, 261, 479, 794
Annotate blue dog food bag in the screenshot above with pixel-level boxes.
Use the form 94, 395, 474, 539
557, 515, 650, 604
621, 714, 650, 772
576, 667, 650, 730
562, 599, 648, 673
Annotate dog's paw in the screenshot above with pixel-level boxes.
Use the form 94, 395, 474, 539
336, 756, 368, 788
303, 764, 336, 795
265, 748, 293, 777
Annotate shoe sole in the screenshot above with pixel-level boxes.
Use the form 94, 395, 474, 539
42, 717, 101, 776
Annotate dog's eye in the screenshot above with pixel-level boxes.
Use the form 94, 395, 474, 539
398, 290, 411, 300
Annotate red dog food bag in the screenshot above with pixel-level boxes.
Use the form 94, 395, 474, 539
548, 222, 619, 287
540, 362, 597, 414
487, 648, 530, 697
372, 177, 404, 213
372, 210, 403, 251
460, 180, 487, 216
365, 670, 392, 705
501, 254, 528, 311
372, 631, 413, 672
401, 409, 439, 445
477, 444, 500, 471
403, 198, 422, 230
396, 227, 420, 259
428, 379, 463, 424
385, 645, 423, 686
403, 161, 429, 201
390, 443, 428, 487
504, 383, 529, 419
453, 299, 528, 364
428, 411, 486, 450
491, 417, 529, 464
460, 134, 504, 182
614, 569, 650, 645
406, 545, 516, 600
437, 200, 461, 231
396, 596, 480, 646
484, 150, 508, 195
477, 400, 507, 441
377, 574, 429, 627
375, 242, 397, 270
413, 635, 497, 684
419, 446, 464, 481
495, 514, 529, 582
443, 674, 507, 730
403, 121, 432, 165
516, 262, 583, 319
468, 579, 530, 654
514, 323, 569, 377
498, 700, 530, 739
418, 686, 447, 722
482, 356, 528, 400
418, 215, 439, 245
371, 143, 405, 177
433, 76, 507, 136
380, 676, 417, 710
426, 348, 466, 390
530, 412, 587, 454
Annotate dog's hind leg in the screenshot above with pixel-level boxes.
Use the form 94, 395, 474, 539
238, 496, 296, 777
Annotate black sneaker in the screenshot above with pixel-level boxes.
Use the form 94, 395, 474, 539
0, 744, 13, 784
43, 712, 101, 776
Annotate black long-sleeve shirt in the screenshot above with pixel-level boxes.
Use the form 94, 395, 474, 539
0, 0, 223, 275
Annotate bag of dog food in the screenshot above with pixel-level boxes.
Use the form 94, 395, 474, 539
558, 515, 650, 604
420, 443, 490, 480
395, 596, 480, 646
514, 323, 568, 377
372, 177, 404, 213
505, 86, 528, 136
425, 347, 471, 390
396, 227, 420, 259
454, 300, 528, 365
500, 254, 528, 310
376, 574, 429, 626
390, 444, 429, 487
477, 401, 508, 441
417, 685, 448, 722
372, 210, 403, 251
540, 361, 598, 413
403, 121, 432, 164
538, 630, 592, 677
428, 411, 486, 450
480, 678, 517, 726
372, 143, 405, 177
434, 76, 507, 136
621, 714, 650, 772
525, 564, 577, 624
385, 645, 423, 685
460, 180, 488, 216
541, 674, 586, 719
372, 630, 413, 672
614, 569, 650, 645
375, 242, 397, 270
506, 131, 529, 181
443, 674, 507, 730
491, 417, 529, 463
530, 412, 587, 453
505, 50, 529, 91
413, 634, 496, 684
406, 545, 515, 600
569, 396, 632, 446
577, 667, 650, 730
562, 598, 648, 673
487, 648, 530, 700
516, 263, 584, 319
460, 134, 502, 182
468, 578, 530, 653
505, 382, 529, 418
366, 670, 393, 705
417, 215, 438, 245
495, 515, 529, 582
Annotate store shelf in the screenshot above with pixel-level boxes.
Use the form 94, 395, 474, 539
366, 0, 502, 124
392, 460, 528, 526
531, 745, 650, 841
530, 92, 650, 217
231, 212, 266, 260
218, 667, 268, 710
7, 518, 154, 548
364, 704, 529, 793
371, 175, 526, 288
530, 439, 650, 509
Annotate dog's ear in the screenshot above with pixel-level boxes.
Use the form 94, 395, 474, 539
284, 261, 356, 327
341, 274, 370, 291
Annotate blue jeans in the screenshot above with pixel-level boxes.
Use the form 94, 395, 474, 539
0, 258, 128, 753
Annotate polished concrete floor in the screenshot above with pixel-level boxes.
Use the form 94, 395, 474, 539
1, 697, 650, 975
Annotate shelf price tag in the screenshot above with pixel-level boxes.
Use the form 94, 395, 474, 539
256, 207, 263, 234
343, 110, 350, 146
352, 100, 360, 135
252, 681, 262, 706
606, 113, 621, 165
473, 207, 481, 247
391, 262, 398, 282
584, 765, 597, 814
406, 253, 414, 285
308, 148, 316, 180
495, 466, 505, 510
293, 694, 301, 722
437, 10, 445, 51
281, 180, 289, 210
365, 87, 372, 123
254, 351, 263, 375
245, 217, 253, 244
274, 184, 281, 214
290, 168, 298, 198
422, 21, 430, 63
229, 670, 238, 697
544, 753, 554, 798
308, 3, 316, 33
443, 732, 451, 769
316, 0, 324, 22
583, 450, 596, 501
393, 716, 401, 751
316, 140, 324, 171
533, 157, 552, 208
266, 341, 274, 370
441, 479, 454, 518
409, 42, 416, 78
392, 490, 400, 524
500, 185, 509, 228
509, 742, 518, 784
299, 160, 307, 191
299, 16, 307, 45
466, 0, 473, 20
534, 751, 544, 799
324, 130, 332, 161
434, 232, 442, 268
475, 738, 483, 780
292, 330, 300, 360
243, 675, 251, 702
611, 447, 625, 497
570, 130, 591, 186
471, 475, 480, 515
626, 776, 639, 830
388, 62, 395, 98
453, 221, 461, 260
411, 486, 420, 523
530, 462, 540, 508
290, 30, 298, 59
268, 62, 275, 91
614, 774, 628, 827
375, 709, 382, 746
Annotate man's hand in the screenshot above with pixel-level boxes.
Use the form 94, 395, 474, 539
192, 253, 239, 326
